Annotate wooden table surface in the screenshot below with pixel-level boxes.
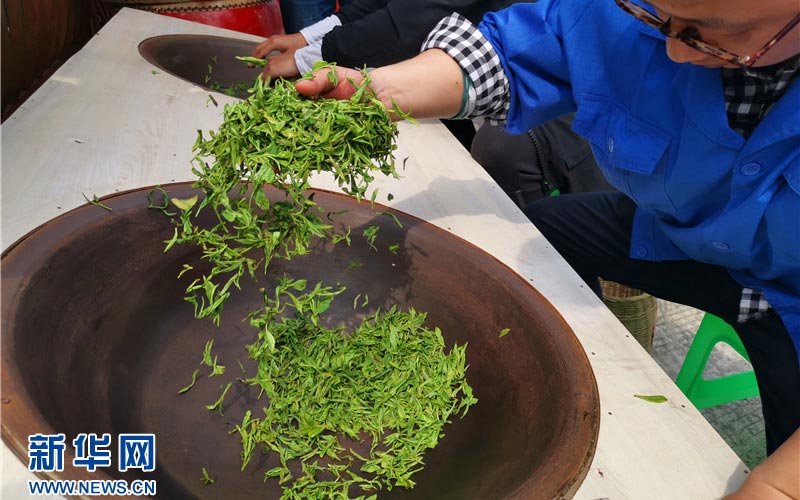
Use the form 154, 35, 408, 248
1, 8, 750, 499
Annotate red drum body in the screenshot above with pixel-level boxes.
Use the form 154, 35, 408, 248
112, 1, 284, 37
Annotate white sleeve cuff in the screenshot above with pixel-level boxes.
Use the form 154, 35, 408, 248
294, 41, 325, 75
299, 15, 341, 44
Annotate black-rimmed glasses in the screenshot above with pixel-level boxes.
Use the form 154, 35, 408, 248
615, 0, 800, 69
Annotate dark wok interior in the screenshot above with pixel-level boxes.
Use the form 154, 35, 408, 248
138, 34, 263, 99
2, 184, 598, 499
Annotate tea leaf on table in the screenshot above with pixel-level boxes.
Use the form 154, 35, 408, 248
634, 394, 668, 403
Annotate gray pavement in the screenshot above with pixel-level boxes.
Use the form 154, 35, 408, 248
650, 300, 766, 469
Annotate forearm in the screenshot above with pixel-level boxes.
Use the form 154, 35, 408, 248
724, 428, 800, 499
370, 49, 463, 119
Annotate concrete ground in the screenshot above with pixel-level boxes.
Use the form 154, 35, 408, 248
650, 300, 766, 469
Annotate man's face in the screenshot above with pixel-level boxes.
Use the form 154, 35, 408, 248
645, 0, 799, 67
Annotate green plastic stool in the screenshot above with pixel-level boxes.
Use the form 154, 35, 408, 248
675, 313, 760, 410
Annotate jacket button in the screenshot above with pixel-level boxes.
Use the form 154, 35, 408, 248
634, 245, 648, 258
741, 163, 762, 175
607, 137, 615, 153
711, 241, 730, 251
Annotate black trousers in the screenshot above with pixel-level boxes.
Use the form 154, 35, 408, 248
471, 116, 614, 208
524, 192, 800, 454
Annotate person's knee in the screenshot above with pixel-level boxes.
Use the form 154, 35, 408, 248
471, 123, 550, 208
522, 196, 563, 238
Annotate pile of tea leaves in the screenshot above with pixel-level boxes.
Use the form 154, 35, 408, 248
170, 67, 403, 324
161, 65, 477, 499
239, 277, 476, 499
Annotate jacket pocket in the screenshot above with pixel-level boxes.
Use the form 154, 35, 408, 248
572, 94, 672, 175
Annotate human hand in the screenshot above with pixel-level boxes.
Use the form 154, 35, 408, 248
260, 50, 301, 79
722, 477, 798, 499
296, 49, 462, 121
251, 33, 307, 60
295, 66, 391, 107
722, 428, 799, 500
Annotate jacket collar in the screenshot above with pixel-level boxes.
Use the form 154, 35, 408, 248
640, 23, 800, 152
745, 77, 800, 153
673, 64, 746, 149
637, 24, 744, 147
673, 63, 800, 152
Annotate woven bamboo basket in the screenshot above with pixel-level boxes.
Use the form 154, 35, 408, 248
600, 280, 657, 353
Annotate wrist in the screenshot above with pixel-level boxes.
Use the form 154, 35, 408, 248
370, 50, 462, 119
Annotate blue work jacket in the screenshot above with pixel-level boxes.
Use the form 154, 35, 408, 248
479, 0, 800, 359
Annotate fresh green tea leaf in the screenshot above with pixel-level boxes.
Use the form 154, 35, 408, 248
156, 64, 476, 500
235, 55, 266, 67
201, 467, 215, 485
82, 192, 112, 211
634, 394, 668, 403
178, 369, 200, 394
171, 195, 198, 212
206, 382, 233, 414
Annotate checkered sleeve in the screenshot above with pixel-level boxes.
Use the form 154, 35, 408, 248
738, 288, 771, 323
421, 13, 509, 122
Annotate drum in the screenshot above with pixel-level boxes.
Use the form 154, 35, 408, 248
104, 0, 284, 37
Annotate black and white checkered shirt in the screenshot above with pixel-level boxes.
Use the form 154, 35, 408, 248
723, 55, 800, 138
422, 13, 800, 323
